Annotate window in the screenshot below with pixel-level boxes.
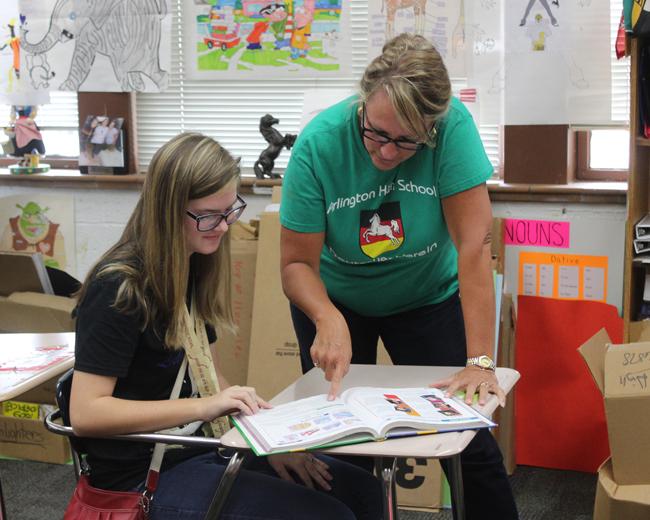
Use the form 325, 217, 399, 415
0, 91, 79, 168
136, 1, 501, 175
576, 0, 630, 181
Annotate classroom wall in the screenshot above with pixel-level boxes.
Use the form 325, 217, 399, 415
0, 185, 626, 313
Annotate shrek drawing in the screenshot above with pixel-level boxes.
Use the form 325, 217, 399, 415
1, 201, 66, 269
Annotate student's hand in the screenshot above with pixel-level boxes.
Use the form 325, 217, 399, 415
311, 312, 352, 400
429, 367, 506, 408
202, 386, 271, 421
268, 453, 333, 491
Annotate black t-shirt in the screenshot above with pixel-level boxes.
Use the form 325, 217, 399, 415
74, 272, 216, 490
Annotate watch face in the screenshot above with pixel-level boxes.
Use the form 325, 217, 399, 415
479, 357, 491, 367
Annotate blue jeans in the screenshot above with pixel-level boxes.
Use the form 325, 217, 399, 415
136, 452, 382, 519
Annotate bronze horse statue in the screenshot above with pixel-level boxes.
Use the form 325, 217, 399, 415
254, 114, 297, 179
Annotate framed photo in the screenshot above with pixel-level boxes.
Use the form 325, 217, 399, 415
78, 115, 125, 167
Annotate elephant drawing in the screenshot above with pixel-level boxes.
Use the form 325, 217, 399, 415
20, 0, 169, 92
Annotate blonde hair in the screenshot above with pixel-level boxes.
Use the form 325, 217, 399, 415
77, 133, 241, 348
359, 33, 451, 144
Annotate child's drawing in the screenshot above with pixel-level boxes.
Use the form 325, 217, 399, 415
19, 0, 171, 92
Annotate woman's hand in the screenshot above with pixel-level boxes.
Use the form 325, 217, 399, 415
268, 453, 333, 491
311, 311, 353, 400
429, 367, 506, 407
201, 386, 271, 421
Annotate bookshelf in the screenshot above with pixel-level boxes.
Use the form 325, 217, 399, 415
623, 36, 650, 341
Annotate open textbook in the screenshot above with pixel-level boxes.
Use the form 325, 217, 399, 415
232, 387, 496, 455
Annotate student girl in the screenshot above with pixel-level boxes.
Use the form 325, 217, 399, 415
70, 132, 382, 519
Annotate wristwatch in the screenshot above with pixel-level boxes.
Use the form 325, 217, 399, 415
466, 355, 495, 371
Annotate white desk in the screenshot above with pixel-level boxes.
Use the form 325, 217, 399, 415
222, 364, 520, 520
0, 332, 75, 519
0, 332, 75, 402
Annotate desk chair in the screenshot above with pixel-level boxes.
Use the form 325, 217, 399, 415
44, 369, 248, 520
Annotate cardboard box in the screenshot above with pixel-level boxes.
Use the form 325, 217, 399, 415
594, 458, 650, 520
579, 329, 650, 485
246, 210, 302, 400
216, 222, 258, 386
0, 410, 70, 464
0, 291, 75, 333
493, 293, 516, 475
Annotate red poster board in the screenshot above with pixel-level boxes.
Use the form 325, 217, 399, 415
514, 296, 622, 472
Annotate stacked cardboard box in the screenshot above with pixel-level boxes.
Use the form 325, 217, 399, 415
0, 397, 70, 465
579, 328, 650, 518
216, 221, 258, 386
0, 291, 75, 463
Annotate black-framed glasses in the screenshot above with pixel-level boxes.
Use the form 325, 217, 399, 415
186, 195, 247, 232
360, 103, 435, 151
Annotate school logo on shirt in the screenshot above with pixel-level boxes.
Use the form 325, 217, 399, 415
359, 202, 404, 259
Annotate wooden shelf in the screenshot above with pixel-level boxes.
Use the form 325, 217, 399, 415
636, 137, 650, 147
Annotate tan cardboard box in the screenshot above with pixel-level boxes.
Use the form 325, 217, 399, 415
0, 412, 70, 464
493, 293, 516, 475
594, 458, 650, 520
0, 291, 75, 333
247, 210, 301, 400
216, 222, 258, 386
579, 329, 650, 485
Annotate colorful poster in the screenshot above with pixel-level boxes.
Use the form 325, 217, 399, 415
517, 251, 608, 303
0, 193, 75, 274
504, 218, 570, 248
367, 0, 468, 77
18, 0, 172, 92
184, 0, 351, 79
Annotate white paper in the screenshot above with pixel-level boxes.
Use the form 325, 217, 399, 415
504, 0, 612, 124
539, 263, 554, 297
584, 266, 605, 301
558, 265, 579, 298
18, 0, 172, 92
523, 263, 537, 295
300, 89, 354, 130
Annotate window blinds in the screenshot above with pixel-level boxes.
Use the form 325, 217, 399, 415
132, 0, 627, 172
136, 0, 501, 174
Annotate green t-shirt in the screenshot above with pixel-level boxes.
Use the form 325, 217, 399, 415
280, 95, 492, 316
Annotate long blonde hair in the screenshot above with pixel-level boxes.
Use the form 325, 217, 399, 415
359, 33, 451, 145
77, 133, 241, 348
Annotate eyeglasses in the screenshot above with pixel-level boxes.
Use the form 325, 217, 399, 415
186, 195, 247, 232
360, 103, 435, 151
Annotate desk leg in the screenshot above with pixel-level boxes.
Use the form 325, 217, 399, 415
375, 457, 399, 520
204, 451, 249, 520
448, 454, 465, 520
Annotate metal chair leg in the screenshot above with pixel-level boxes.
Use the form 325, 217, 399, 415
375, 457, 399, 520
204, 451, 249, 520
448, 454, 465, 520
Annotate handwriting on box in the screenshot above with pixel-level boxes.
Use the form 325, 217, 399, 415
2, 400, 40, 420
618, 352, 650, 391
606, 347, 650, 395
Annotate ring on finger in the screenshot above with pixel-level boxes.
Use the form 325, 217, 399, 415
478, 381, 490, 389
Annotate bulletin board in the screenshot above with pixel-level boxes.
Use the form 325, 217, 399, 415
503, 215, 624, 314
